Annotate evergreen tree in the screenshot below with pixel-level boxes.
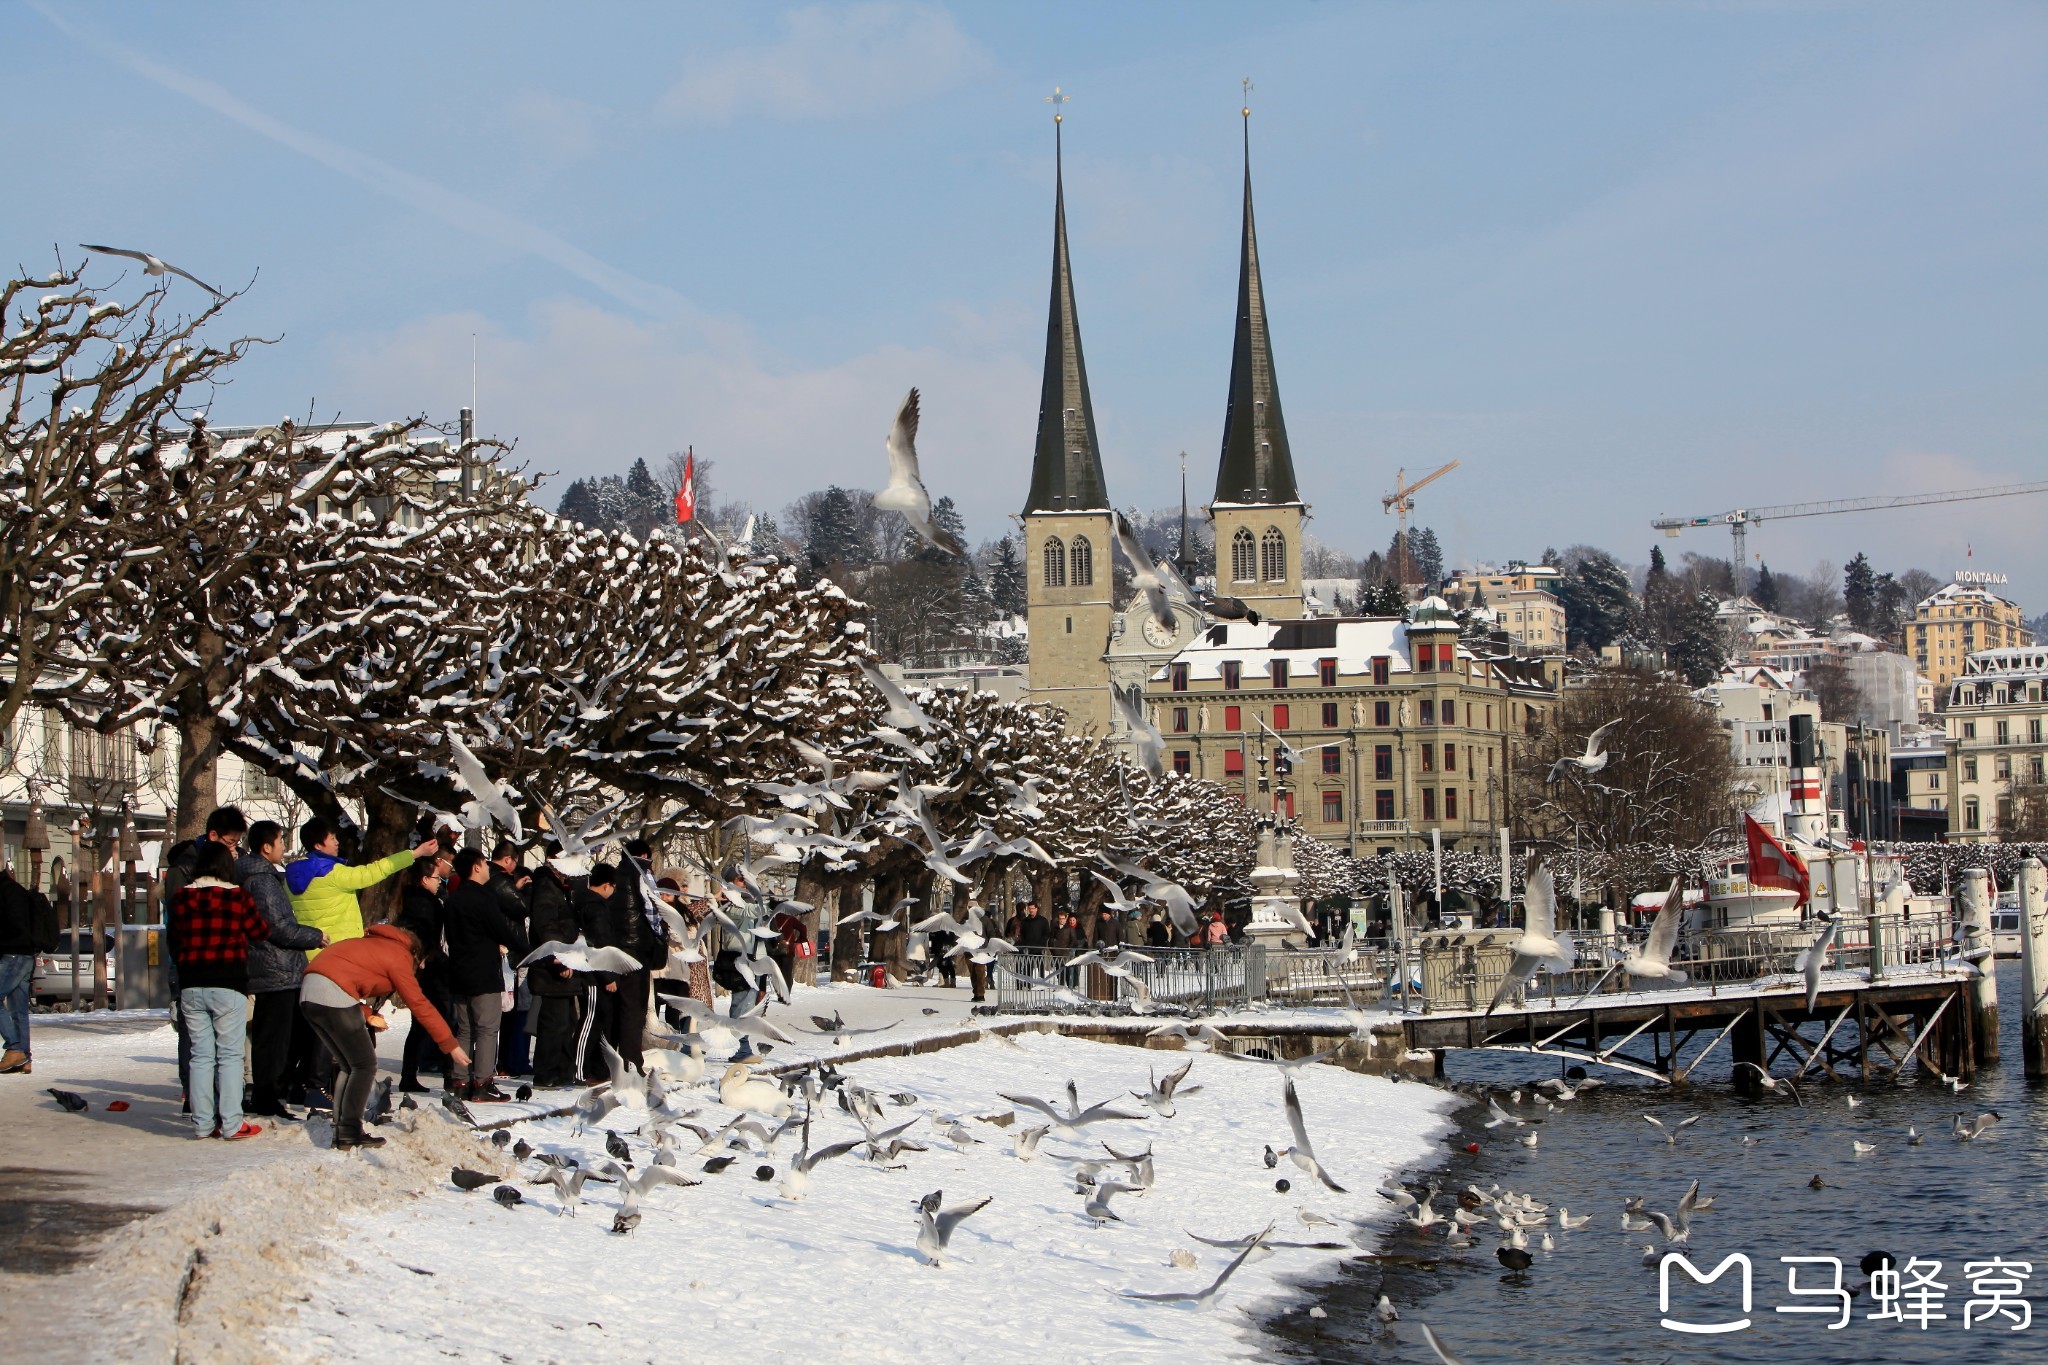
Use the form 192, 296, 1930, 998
593, 475, 630, 532
1669, 590, 1726, 686
749, 513, 783, 558
1410, 526, 1444, 589
988, 536, 1027, 617
1843, 553, 1878, 632
903, 495, 968, 564
1874, 572, 1907, 640
1752, 562, 1779, 611
1642, 544, 1680, 642
804, 486, 867, 572
1561, 550, 1636, 653
1358, 579, 1406, 615
621, 458, 667, 540
556, 478, 602, 527
1385, 529, 1410, 585
961, 563, 995, 622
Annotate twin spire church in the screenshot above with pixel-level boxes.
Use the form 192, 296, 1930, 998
1022, 100, 1308, 735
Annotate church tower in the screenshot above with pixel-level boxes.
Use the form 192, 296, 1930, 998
1023, 93, 1116, 735
1208, 98, 1306, 620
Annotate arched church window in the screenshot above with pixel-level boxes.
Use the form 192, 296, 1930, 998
1230, 527, 1256, 583
1069, 535, 1093, 586
1261, 527, 1287, 583
1043, 536, 1066, 588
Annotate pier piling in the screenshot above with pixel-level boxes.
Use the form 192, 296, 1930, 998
1960, 868, 1999, 1064
2020, 858, 2048, 1078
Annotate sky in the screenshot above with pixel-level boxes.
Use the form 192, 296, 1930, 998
6, 1, 2044, 612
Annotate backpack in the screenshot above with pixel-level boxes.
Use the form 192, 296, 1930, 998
711, 948, 749, 992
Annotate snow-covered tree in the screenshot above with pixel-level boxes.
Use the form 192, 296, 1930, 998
987, 536, 1027, 617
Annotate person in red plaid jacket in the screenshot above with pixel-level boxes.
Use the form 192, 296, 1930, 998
168, 842, 271, 1140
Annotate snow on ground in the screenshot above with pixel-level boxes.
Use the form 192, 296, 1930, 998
271, 1032, 1457, 1363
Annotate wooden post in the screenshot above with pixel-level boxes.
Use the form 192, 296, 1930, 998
1959, 868, 1999, 1063
2018, 858, 2048, 1078
1731, 1006, 1767, 1082
92, 867, 114, 1011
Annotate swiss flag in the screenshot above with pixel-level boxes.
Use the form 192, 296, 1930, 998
673, 449, 696, 524
1745, 815, 1810, 905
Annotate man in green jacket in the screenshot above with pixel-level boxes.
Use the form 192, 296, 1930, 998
286, 819, 440, 957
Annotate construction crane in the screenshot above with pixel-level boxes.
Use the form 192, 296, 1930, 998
1653, 479, 2048, 596
1382, 460, 1460, 586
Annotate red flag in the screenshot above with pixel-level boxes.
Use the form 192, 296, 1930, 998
1744, 815, 1810, 905
673, 449, 696, 524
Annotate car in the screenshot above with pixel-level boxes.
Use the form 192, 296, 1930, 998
32, 930, 118, 1003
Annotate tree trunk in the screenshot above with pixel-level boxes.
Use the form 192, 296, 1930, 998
793, 865, 827, 987
92, 868, 113, 1010
357, 789, 417, 926
871, 872, 908, 982
831, 880, 868, 981
173, 703, 223, 842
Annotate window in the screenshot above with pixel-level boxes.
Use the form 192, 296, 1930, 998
1254, 528, 1286, 583
1318, 658, 1338, 687
1419, 700, 1435, 725
1929, 772, 1942, 791
1069, 535, 1093, 586
1419, 645, 1435, 673
1445, 789, 1459, 820
1275, 789, 1296, 819
1374, 745, 1393, 780
1441, 700, 1456, 726
1375, 789, 1395, 820
1271, 660, 1289, 689
1964, 758, 1978, 782
1273, 704, 1291, 729
1963, 721, 1976, 739
2034, 756, 2046, 785
1221, 661, 1242, 690
1996, 755, 2011, 780
1486, 704, 1493, 729
1224, 749, 1245, 775
2033, 719, 2044, 745
1042, 535, 1066, 587
1224, 705, 1242, 731
1421, 745, 1435, 773
1321, 702, 1339, 728
1422, 788, 1438, 821
1172, 707, 1189, 733
1374, 701, 1391, 727
1322, 748, 1341, 774
1172, 750, 1191, 775
1322, 791, 1344, 823
1230, 527, 1256, 583
1372, 656, 1390, 686
1964, 797, 1980, 831
1170, 662, 1189, 692
1438, 643, 1456, 670
1444, 743, 1457, 772
1997, 719, 2010, 745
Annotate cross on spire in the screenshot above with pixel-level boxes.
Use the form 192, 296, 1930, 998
1046, 84, 1069, 124
1241, 76, 1253, 118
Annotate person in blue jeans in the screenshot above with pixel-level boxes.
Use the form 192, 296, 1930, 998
166, 843, 271, 1140
0, 866, 54, 1074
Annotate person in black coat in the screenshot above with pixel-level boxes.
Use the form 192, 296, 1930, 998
236, 823, 328, 1117
524, 856, 587, 1088
585, 844, 669, 1071
574, 864, 624, 1082
1014, 901, 1052, 951
487, 842, 534, 1077
394, 854, 455, 1093
442, 848, 529, 1101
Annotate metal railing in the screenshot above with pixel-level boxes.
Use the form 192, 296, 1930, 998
990, 946, 1268, 1014
1404, 912, 1958, 1015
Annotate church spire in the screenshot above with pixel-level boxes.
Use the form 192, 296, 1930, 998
1022, 88, 1109, 516
1213, 88, 1298, 507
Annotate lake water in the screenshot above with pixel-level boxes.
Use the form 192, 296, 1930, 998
1262, 961, 2045, 1364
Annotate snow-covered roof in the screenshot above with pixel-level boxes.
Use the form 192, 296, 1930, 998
1149, 617, 1472, 683
1916, 580, 2021, 612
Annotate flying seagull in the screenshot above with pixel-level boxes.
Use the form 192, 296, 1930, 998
1485, 856, 1575, 1016
517, 937, 641, 976
1112, 510, 1195, 634
1621, 878, 1689, 985
1120, 1227, 1272, 1304
1546, 718, 1620, 784
1279, 1077, 1347, 1193
1794, 917, 1838, 1012
442, 731, 522, 840
875, 388, 965, 556
78, 243, 227, 299
858, 660, 933, 730
915, 1190, 992, 1266
1112, 683, 1165, 777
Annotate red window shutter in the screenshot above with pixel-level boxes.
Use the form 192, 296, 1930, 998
1224, 705, 1242, 732
1273, 704, 1290, 729
1224, 749, 1245, 775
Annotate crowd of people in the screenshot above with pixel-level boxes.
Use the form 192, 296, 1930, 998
127, 804, 784, 1150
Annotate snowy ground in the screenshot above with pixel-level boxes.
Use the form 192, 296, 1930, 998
271, 1031, 1457, 1363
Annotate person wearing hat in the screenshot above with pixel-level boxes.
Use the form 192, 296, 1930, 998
523, 852, 587, 1089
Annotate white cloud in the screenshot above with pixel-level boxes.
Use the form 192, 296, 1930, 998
659, 3, 992, 125
324, 299, 1037, 543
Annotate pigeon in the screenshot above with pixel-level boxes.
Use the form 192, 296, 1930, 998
77, 243, 228, 299
874, 388, 965, 557
915, 1190, 992, 1266
606, 1130, 633, 1165
491, 1185, 523, 1209
490, 1129, 512, 1148
515, 1085, 533, 1104
451, 1168, 496, 1190
47, 1089, 89, 1113
364, 1077, 393, 1126
1546, 718, 1620, 784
